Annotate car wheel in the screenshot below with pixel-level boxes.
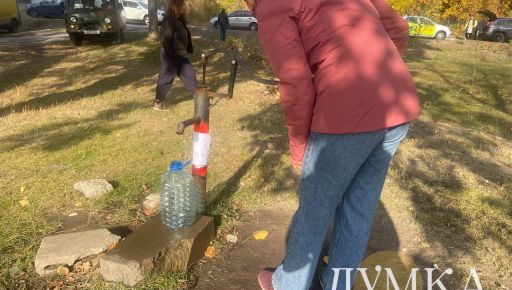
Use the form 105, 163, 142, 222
434, 31, 446, 40
69, 33, 83, 46
249, 22, 258, 31
7, 19, 19, 33
143, 15, 149, 26
29, 9, 38, 18
493, 32, 506, 43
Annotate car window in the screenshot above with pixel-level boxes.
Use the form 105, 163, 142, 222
76, 0, 117, 8
421, 18, 434, 25
138, 2, 147, 9
230, 11, 241, 17
242, 11, 253, 17
499, 19, 512, 26
124, 1, 137, 8
407, 17, 419, 24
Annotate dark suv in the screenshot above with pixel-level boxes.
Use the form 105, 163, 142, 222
484, 18, 512, 43
64, 0, 126, 46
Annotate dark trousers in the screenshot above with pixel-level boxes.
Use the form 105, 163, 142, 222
155, 48, 198, 102
220, 27, 226, 41
465, 32, 475, 40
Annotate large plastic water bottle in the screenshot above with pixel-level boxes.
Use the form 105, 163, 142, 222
160, 160, 197, 229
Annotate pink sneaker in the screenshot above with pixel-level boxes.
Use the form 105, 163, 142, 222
258, 267, 276, 290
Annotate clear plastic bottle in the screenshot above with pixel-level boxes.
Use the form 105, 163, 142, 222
160, 160, 197, 229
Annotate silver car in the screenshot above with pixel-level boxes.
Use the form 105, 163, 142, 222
122, 0, 164, 25
209, 10, 258, 31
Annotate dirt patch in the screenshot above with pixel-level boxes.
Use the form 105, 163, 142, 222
192, 201, 296, 290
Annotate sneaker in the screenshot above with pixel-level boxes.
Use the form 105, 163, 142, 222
258, 267, 276, 290
153, 100, 167, 111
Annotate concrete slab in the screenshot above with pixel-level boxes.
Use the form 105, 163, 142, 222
35, 229, 121, 275
100, 215, 215, 286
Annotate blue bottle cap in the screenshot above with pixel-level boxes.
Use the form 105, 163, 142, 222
169, 160, 191, 172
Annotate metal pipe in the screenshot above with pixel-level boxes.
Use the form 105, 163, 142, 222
228, 59, 238, 99
201, 54, 208, 87
176, 116, 201, 135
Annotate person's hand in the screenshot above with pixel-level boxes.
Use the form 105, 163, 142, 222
291, 159, 302, 176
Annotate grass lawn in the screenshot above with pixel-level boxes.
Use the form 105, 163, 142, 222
0, 30, 510, 289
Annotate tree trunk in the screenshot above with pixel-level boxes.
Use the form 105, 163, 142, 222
148, 0, 159, 41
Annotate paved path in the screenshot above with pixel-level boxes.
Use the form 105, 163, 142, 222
0, 24, 149, 46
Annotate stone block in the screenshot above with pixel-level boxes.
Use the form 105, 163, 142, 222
100, 215, 215, 286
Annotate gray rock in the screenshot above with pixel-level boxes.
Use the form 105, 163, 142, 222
143, 193, 160, 212
100, 215, 214, 286
8, 266, 19, 277
74, 179, 113, 199
35, 229, 121, 276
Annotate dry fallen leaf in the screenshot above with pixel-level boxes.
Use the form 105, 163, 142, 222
107, 242, 118, 251
73, 262, 84, 273
144, 208, 155, 216
18, 199, 29, 207
20, 186, 25, 193
253, 231, 269, 240
56, 266, 69, 276
205, 245, 216, 258
68, 212, 78, 217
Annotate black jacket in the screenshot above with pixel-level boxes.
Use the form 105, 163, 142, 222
160, 14, 193, 56
218, 11, 229, 28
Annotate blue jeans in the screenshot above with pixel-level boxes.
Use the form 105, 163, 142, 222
272, 123, 410, 290
220, 27, 227, 41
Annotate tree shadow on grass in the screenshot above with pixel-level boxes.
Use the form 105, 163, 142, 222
392, 120, 512, 287
416, 80, 512, 140
0, 57, 151, 118
206, 147, 265, 227
0, 45, 71, 95
404, 38, 443, 62
0, 101, 140, 152
0, 43, 197, 118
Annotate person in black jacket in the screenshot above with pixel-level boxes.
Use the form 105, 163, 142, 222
218, 9, 229, 41
154, 0, 197, 111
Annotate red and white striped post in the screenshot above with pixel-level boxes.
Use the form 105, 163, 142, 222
191, 118, 210, 214
190, 88, 210, 215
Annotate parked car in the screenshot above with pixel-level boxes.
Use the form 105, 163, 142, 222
122, 0, 164, 25
209, 10, 258, 31
64, 0, 126, 46
483, 18, 512, 42
27, 0, 65, 19
0, 0, 21, 32
404, 16, 452, 40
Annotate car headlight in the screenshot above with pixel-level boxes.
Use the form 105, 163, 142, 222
70, 16, 77, 23
105, 17, 111, 24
